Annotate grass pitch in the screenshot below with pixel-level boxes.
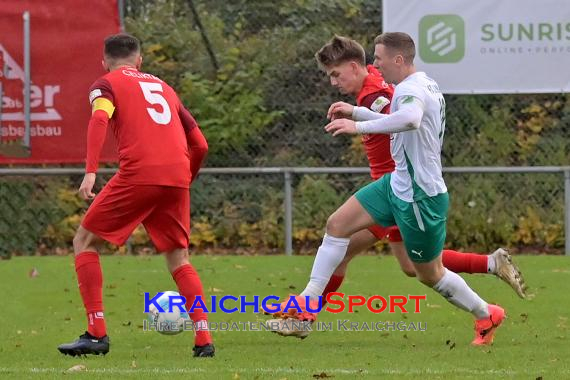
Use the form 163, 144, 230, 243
0, 254, 568, 379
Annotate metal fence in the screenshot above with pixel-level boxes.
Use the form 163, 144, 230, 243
1, 167, 568, 258
1, 1, 569, 257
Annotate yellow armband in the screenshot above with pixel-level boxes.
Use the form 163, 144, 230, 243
92, 97, 115, 118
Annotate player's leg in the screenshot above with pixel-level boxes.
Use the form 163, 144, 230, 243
397, 193, 505, 345
331, 229, 378, 277
441, 249, 487, 273
363, 201, 418, 279
411, 256, 494, 321
164, 248, 214, 357
386, 227, 417, 277
269, 176, 399, 339
57, 226, 111, 356
385, 232, 525, 287
322, 227, 414, 306
323, 228, 379, 302
388, 224, 525, 296
144, 186, 214, 358
442, 247, 526, 298
391, 241, 416, 277
306, 175, 397, 303
268, 195, 378, 337
272, 177, 394, 322
59, 177, 146, 356
72, 226, 108, 339
389, 221, 526, 296
272, 225, 380, 340
299, 195, 377, 305
412, 257, 506, 346
370, 225, 418, 277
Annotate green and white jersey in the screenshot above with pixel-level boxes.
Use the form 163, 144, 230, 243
390, 72, 447, 202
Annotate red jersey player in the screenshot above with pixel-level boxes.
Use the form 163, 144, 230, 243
268, 36, 526, 338
58, 34, 214, 358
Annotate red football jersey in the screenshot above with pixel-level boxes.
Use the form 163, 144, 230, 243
355, 65, 395, 180
89, 67, 191, 187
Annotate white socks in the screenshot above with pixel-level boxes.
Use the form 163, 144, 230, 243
433, 269, 490, 319
301, 234, 350, 301
487, 256, 496, 273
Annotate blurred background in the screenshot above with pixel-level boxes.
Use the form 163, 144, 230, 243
1, 0, 568, 258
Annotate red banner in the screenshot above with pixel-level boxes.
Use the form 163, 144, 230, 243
0, 0, 120, 164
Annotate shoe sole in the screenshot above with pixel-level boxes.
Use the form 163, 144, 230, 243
194, 353, 215, 358
58, 348, 108, 357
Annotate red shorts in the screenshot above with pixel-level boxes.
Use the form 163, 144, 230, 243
82, 176, 190, 252
368, 224, 402, 242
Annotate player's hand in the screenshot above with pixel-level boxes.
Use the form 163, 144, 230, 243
78, 173, 97, 200
327, 101, 354, 120
325, 118, 357, 136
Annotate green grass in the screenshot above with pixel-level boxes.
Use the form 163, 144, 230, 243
0, 255, 569, 379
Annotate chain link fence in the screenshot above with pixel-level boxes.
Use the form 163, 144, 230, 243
1, 0, 569, 257
1, 167, 568, 258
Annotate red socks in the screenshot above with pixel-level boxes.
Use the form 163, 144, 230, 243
322, 274, 345, 305
74, 253, 214, 346
442, 249, 488, 274
172, 264, 212, 346
75, 251, 107, 338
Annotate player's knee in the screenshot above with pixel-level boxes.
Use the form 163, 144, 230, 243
72, 230, 88, 254
73, 227, 102, 254
325, 214, 349, 237
166, 248, 189, 273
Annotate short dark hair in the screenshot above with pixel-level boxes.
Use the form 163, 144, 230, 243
104, 33, 140, 60
315, 35, 366, 69
374, 32, 415, 64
